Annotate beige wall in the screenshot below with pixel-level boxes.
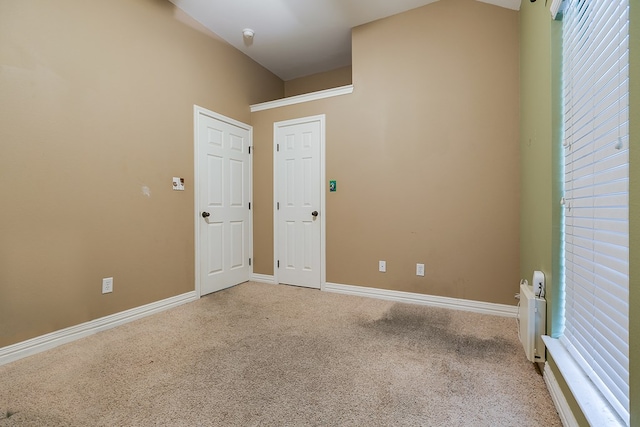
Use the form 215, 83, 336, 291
0, 0, 283, 347
284, 66, 353, 97
253, 0, 520, 304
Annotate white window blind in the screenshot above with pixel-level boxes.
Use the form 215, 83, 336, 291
561, 0, 630, 424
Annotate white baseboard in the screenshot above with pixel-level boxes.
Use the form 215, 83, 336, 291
322, 282, 518, 317
251, 274, 276, 284
543, 362, 579, 427
0, 291, 198, 367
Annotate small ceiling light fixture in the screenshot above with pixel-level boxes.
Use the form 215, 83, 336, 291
242, 28, 255, 40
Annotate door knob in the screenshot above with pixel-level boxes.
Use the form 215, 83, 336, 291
202, 212, 210, 218
311, 211, 318, 217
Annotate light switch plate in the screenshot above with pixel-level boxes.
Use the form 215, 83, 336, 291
172, 177, 185, 191
379, 260, 386, 273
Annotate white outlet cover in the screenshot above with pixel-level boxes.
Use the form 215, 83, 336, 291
416, 263, 425, 277
102, 277, 113, 294
379, 261, 386, 272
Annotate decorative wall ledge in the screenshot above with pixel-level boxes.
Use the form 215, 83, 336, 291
250, 85, 354, 112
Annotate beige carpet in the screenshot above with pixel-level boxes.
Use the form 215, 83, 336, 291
0, 282, 561, 426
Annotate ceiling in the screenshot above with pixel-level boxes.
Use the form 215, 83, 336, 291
168, 0, 521, 81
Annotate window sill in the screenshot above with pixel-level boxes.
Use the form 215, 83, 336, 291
542, 336, 627, 427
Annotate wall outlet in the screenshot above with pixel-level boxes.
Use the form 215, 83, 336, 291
416, 263, 425, 276
102, 277, 113, 294
379, 260, 386, 273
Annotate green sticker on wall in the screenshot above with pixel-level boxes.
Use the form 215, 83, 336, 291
329, 180, 337, 192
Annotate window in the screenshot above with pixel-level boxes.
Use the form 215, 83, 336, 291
561, 0, 630, 424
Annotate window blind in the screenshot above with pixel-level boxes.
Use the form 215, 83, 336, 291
561, 0, 630, 424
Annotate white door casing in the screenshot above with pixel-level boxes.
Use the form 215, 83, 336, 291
274, 115, 326, 289
195, 106, 252, 296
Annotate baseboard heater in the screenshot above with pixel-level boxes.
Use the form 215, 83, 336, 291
518, 272, 546, 363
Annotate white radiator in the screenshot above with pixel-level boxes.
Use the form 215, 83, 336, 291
518, 282, 546, 363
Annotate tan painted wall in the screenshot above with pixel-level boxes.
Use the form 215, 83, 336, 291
284, 66, 353, 97
253, 0, 520, 305
0, 0, 283, 347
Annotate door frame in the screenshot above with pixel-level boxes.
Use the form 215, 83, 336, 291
194, 105, 253, 297
273, 114, 326, 289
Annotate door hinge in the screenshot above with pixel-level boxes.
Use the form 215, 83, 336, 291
277, 144, 280, 152
249, 258, 252, 266
277, 260, 280, 268
277, 202, 280, 210
249, 146, 251, 154
249, 202, 251, 210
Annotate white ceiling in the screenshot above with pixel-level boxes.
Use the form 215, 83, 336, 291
168, 0, 521, 81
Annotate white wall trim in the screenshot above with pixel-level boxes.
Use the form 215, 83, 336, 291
250, 85, 353, 112
543, 362, 580, 427
0, 291, 198, 367
323, 282, 518, 317
550, 0, 564, 19
251, 274, 276, 284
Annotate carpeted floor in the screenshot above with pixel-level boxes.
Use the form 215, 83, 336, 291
0, 282, 561, 426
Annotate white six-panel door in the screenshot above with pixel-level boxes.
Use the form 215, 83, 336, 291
275, 115, 325, 289
196, 107, 252, 296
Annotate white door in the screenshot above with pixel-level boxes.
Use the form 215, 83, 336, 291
275, 115, 325, 289
196, 107, 252, 296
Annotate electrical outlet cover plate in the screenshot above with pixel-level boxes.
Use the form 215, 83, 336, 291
379, 260, 386, 272
102, 277, 113, 294
416, 263, 425, 276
